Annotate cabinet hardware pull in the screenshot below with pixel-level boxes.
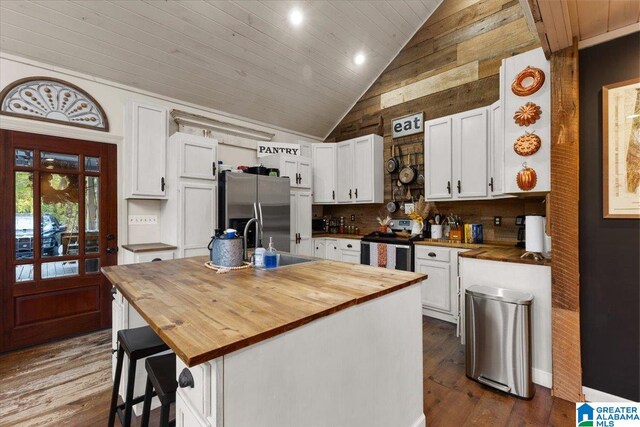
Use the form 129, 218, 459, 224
428, 252, 436, 257
457, 180, 461, 194
106, 247, 118, 254
110, 287, 117, 296
212, 162, 217, 176
332, 190, 335, 200
297, 173, 300, 184
489, 177, 494, 192
347, 244, 352, 248
447, 181, 451, 194
178, 368, 194, 388
161, 177, 165, 192
112, 348, 117, 354
152, 258, 162, 262
349, 189, 352, 199
355, 188, 358, 198
106, 233, 115, 241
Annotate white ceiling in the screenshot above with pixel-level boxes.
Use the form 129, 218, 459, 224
0, 0, 441, 138
527, 0, 640, 52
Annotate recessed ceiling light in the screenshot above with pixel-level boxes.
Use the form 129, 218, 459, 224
289, 9, 303, 26
354, 52, 366, 65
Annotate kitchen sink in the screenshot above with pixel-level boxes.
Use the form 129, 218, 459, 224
257, 253, 318, 269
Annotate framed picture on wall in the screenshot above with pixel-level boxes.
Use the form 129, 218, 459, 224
603, 78, 640, 218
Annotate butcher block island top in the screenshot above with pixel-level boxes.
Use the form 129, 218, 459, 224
102, 256, 425, 367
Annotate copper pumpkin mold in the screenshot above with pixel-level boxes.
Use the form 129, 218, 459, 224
516, 163, 537, 191
513, 131, 541, 156
513, 102, 542, 127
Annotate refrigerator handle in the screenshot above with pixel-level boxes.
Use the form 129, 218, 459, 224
257, 202, 265, 238
253, 203, 260, 247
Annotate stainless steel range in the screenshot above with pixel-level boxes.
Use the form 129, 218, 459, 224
360, 220, 423, 272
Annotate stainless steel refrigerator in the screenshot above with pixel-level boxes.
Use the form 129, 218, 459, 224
218, 172, 290, 252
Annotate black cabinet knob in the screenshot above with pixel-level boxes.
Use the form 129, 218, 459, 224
110, 287, 117, 296
178, 368, 194, 388
106, 233, 116, 241
347, 244, 352, 248
428, 252, 436, 257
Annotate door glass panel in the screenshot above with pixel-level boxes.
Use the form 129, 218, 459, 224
41, 260, 79, 279
85, 156, 100, 172
15, 171, 34, 260
15, 265, 34, 282
85, 258, 100, 274
41, 173, 79, 257
41, 152, 79, 170
15, 149, 34, 167
85, 176, 99, 254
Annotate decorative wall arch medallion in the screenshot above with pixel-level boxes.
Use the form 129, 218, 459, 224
0, 77, 109, 131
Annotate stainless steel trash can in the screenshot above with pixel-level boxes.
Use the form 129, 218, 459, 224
465, 285, 534, 399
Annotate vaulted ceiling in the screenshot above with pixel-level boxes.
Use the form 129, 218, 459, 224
0, 1, 442, 138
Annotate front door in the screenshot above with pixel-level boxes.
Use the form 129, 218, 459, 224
0, 130, 117, 352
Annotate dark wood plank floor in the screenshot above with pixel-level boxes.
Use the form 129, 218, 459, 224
0, 316, 576, 426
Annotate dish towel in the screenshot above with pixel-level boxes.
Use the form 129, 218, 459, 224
378, 243, 387, 268
369, 243, 378, 267
386, 245, 396, 270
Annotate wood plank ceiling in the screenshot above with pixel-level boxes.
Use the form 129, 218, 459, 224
524, 0, 640, 54
0, 0, 442, 138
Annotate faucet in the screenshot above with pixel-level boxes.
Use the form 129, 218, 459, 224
243, 218, 258, 261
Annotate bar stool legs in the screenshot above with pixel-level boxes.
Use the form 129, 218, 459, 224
141, 377, 153, 427
108, 345, 124, 427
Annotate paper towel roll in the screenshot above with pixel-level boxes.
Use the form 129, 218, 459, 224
525, 215, 544, 253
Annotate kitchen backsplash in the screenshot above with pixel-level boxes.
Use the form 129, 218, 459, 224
316, 197, 546, 242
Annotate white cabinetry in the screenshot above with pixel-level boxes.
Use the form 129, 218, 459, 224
313, 134, 383, 204
313, 238, 326, 258
414, 245, 463, 324
502, 48, 550, 194
160, 132, 217, 258
424, 108, 489, 201
290, 191, 312, 256
489, 100, 506, 197
312, 238, 361, 263
262, 154, 312, 189
124, 101, 168, 199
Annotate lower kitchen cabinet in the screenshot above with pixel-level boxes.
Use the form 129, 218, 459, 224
414, 245, 464, 325
312, 237, 361, 263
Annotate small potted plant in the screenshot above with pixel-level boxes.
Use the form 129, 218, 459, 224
407, 196, 433, 236
377, 214, 391, 233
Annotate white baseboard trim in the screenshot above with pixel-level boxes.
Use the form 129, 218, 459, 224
411, 413, 426, 427
532, 368, 552, 389
583, 386, 636, 403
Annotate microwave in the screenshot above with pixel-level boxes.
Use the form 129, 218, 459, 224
312, 218, 326, 232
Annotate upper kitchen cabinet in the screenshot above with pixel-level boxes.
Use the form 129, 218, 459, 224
489, 100, 506, 197
160, 132, 218, 258
424, 107, 489, 201
502, 48, 550, 194
124, 100, 169, 199
172, 132, 218, 181
312, 143, 337, 203
262, 154, 312, 189
313, 134, 383, 204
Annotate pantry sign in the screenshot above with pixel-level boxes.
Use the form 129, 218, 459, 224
256, 142, 301, 158
392, 112, 423, 138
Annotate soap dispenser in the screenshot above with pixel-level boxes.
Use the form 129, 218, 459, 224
264, 237, 278, 269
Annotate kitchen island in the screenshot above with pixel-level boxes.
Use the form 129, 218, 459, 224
103, 256, 426, 427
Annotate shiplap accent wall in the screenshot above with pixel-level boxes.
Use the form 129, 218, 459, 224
323, 0, 544, 241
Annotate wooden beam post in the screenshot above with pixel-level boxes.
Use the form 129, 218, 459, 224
549, 39, 584, 402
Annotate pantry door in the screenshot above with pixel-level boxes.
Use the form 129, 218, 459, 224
0, 130, 117, 352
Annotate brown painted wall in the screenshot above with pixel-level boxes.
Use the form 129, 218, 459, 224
320, 0, 543, 240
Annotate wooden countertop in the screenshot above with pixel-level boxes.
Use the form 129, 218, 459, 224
415, 239, 515, 249
102, 256, 425, 367
312, 233, 363, 240
459, 247, 551, 266
121, 243, 178, 253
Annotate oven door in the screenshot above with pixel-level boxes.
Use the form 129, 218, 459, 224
360, 242, 413, 271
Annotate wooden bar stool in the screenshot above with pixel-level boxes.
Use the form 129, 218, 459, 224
108, 326, 170, 427
141, 353, 177, 427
